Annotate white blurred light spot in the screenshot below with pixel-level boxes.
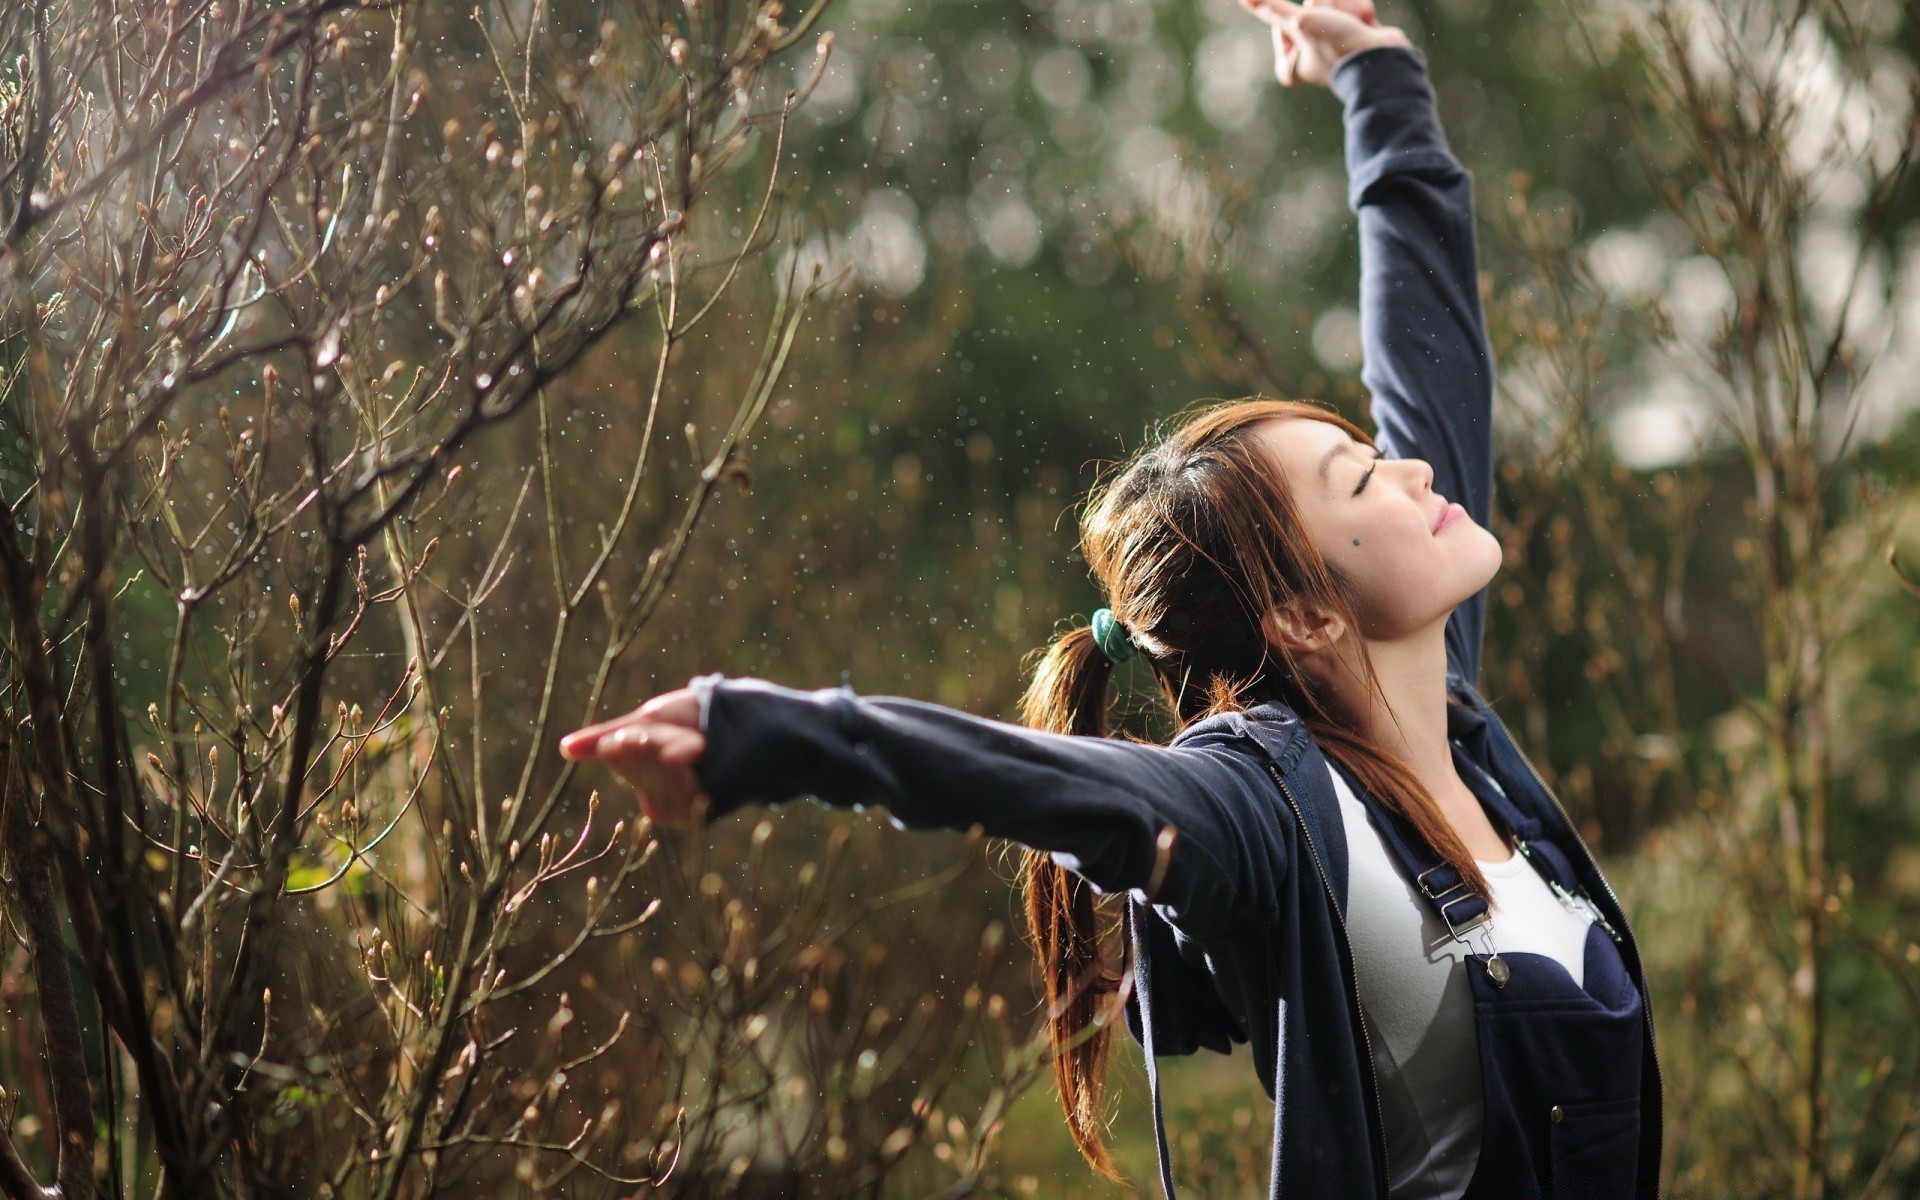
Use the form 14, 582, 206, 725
864, 100, 922, 157
965, 36, 1020, 96
1666, 256, 1734, 342
927, 197, 972, 258
977, 198, 1044, 266
1116, 126, 1178, 188
1194, 29, 1267, 131
780, 233, 848, 293
802, 50, 862, 124
1031, 47, 1092, 108
1257, 168, 1344, 275
1311, 307, 1363, 372
1797, 223, 1881, 332
1610, 387, 1710, 470
853, 191, 927, 297
1124, 44, 1183, 121
1587, 229, 1665, 300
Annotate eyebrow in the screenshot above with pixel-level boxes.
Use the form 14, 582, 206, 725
1317, 438, 1358, 484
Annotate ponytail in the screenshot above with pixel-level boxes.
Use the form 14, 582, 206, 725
1017, 398, 1501, 1179
1010, 632, 1489, 1181
1017, 626, 1126, 1179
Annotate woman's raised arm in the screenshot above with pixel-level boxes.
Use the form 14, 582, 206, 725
1247, 2, 1494, 681
561, 677, 1294, 939
1333, 45, 1496, 682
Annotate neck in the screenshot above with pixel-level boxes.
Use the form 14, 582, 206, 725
1303, 622, 1516, 862
1317, 622, 1457, 786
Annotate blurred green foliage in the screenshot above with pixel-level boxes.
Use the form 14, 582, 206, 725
612, 0, 1920, 1191
26, 0, 1916, 1191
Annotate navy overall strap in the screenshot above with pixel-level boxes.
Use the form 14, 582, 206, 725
1126, 899, 1180, 1199
1450, 748, 1584, 895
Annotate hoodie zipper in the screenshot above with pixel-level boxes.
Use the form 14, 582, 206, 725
1264, 761, 1392, 1199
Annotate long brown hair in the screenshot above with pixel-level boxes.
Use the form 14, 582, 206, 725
1017, 399, 1490, 1176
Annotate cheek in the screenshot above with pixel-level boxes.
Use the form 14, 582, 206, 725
1337, 515, 1459, 617
1312, 502, 1434, 596
1346, 509, 1434, 565
1333, 533, 1428, 603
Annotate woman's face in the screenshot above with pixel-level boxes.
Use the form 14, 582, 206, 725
1251, 416, 1503, 643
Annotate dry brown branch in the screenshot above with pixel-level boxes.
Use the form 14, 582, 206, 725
1482, 2, 1918, 1194
0, 0, 968, 1195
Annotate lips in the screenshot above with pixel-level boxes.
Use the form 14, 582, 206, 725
1433, 502, 1465, 534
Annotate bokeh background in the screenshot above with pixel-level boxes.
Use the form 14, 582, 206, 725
609, 0, 1920, 1192
5, 0, 1918, 1194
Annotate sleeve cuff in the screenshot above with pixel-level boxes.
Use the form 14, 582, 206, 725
690, 673, 770, 822
1328, 43, 1433, 108
690, 671, 725, 734
1329, 44, 1461, 211
690, 673, 866, 822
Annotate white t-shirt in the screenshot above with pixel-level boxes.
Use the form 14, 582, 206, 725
1329, 759, 1596, 1200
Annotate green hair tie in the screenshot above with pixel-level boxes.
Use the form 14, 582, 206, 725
1090, 607, 1137, 665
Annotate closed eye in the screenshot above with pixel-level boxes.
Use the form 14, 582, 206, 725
1353, 451, 1384, 497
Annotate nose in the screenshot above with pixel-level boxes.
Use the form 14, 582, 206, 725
1398, 457, 1434, 493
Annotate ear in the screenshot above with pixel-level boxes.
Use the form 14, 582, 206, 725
1262, 602, 1348, 656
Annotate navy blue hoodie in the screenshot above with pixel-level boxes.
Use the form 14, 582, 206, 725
689, 46, 1662, 1199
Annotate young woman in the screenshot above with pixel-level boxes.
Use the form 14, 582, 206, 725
561, 2, 1663, 1196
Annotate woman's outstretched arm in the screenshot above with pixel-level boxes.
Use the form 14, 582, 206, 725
561, 678, 1293, 939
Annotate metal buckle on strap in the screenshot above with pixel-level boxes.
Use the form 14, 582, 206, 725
1566, 883, 1625, 944
1525, 840, 1628, 946
1416, 864, 1491, 942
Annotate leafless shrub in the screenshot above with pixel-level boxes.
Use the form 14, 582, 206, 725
0, 0, 1067, 1194
1485, 0, 1920, 1194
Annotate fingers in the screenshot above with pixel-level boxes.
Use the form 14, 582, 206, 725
558, 727, 603, 759
565, 719, 705, 771
1242, 0, 1302, 84
637, 690, 701, 725
1271, 23, 1299, 86
559, 688, 701, 759
1294, 5, 1364, 36
560, 688, 708, 828
1245, 0, 1405, 88
1245, 0, 1354, 89
1311, 0, 1379, 24
603, 722, 706, 767
1240, 0, 1300, 25
600, 737, 708, 827
588, 721, 703, 807
559, 711, 638, 758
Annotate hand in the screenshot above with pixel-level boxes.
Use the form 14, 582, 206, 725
1241, 0, 1410, 88
560, 689, 708, 828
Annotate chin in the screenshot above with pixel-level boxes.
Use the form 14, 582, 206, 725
1463, 526, 1503, 588
1428, 553, 1501, 616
